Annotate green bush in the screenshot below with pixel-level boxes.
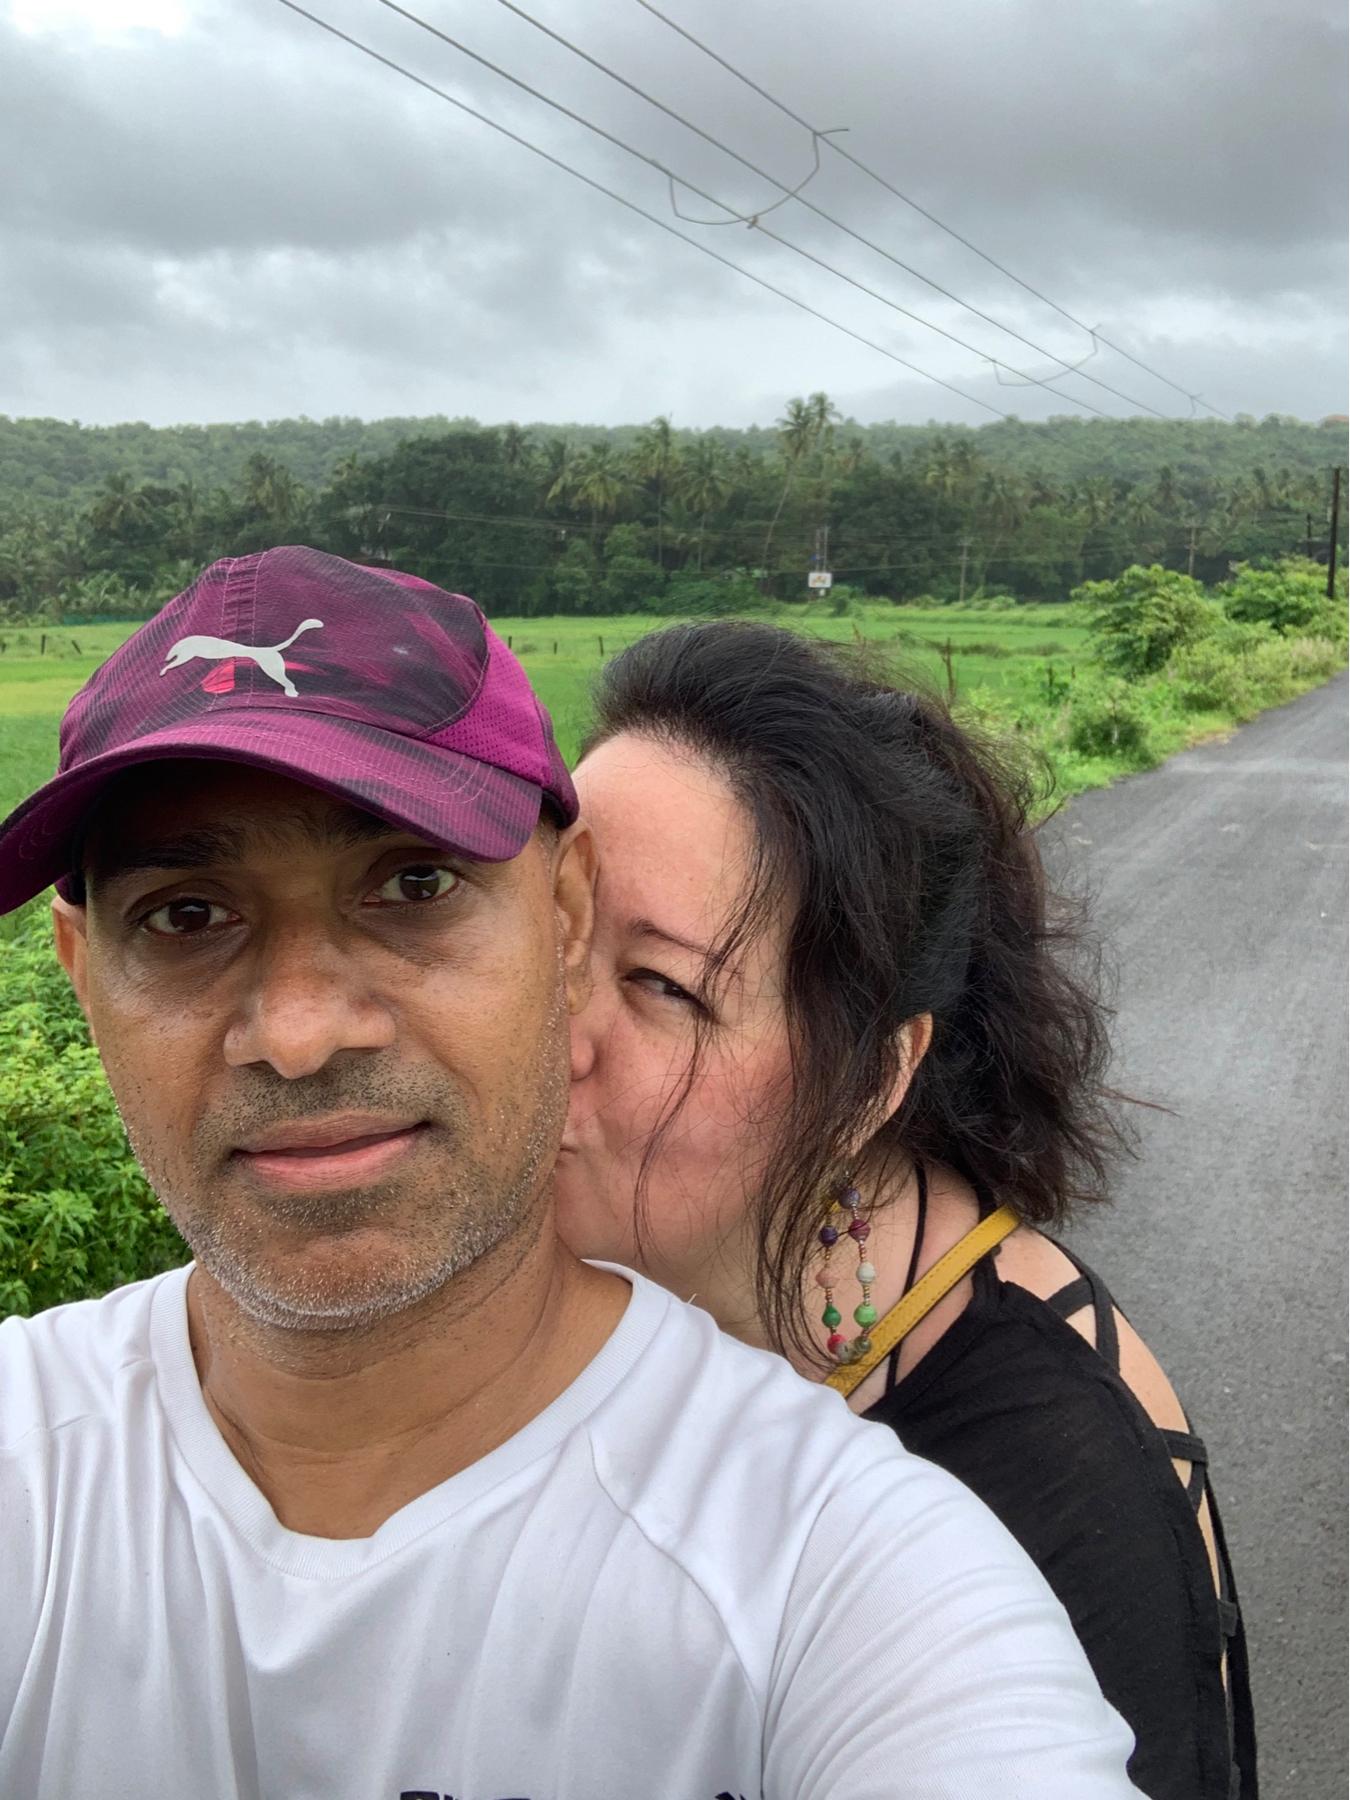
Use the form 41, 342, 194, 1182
1220, 557, 1348, 643
0, 913, 187, 1317
1075, 564, 1222, 677
1065, 680, 1157, 762
655, 571, 767, 616
1169, 630, 1344, 717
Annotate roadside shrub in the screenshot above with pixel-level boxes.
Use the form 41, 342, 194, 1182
0, 913, 187, 1317
1168, 629, 1344, 718
656, 571, 767, 616
1065, 680, 1157, 762
1220, 557, 1348, 643
1075, 564, 1222, 677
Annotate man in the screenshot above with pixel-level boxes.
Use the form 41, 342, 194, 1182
0, 546, 1137, 1795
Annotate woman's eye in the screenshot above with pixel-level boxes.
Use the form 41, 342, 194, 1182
141, 898, 236, 937
366, 865, 460, 906
626, 968, 701, 1008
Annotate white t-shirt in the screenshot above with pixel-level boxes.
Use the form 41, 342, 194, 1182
0, 1262, 1136, 1799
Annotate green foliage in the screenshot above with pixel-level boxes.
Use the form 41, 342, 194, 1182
547, 539, 598, 614
600, 525, 661, 613
0, 912, 187, 1317
1065, 679, 1157, 762
655, 571, 767, 616
1074, 564, 1223, 677
1168, 629, 1345, 716
0, 409, 1341, 625
1219, 557, 1348, 642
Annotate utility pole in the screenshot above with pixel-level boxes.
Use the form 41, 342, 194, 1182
1328, 467, 1343, 601
957, 538, 971, 605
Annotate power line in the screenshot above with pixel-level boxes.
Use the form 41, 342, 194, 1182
492, 0, 1175, 420
630, 0, 1233, 421
273, 0, 1010, 420
363, 502, 1297, 561
371, 0, 1119, 420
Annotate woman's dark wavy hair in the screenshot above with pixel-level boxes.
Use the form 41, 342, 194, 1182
582, 618, 1132, 1362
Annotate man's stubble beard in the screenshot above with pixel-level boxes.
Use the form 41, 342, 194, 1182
115, 998, 572, 1336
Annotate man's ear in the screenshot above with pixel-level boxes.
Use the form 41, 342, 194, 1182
52, 894, 94, 1040
551, 821, 597, 1015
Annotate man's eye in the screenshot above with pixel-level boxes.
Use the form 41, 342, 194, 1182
141, 899, 236, 937
366, 865, 460, 906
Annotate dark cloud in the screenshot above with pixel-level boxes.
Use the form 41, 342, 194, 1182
0, 0, 1343, 427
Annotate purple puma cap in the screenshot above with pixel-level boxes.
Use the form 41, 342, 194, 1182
0, 545, 577, 914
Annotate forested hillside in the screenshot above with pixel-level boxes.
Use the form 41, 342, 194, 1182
0, 401, 1343, 621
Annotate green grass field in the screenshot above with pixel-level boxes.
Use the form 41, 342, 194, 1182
0, 603, 1092, 821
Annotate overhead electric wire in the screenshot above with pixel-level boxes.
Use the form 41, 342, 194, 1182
274, 0, 1012, 420
491, 0, 1176, 419
630, 0, 1232, 420
370, 0, 1120, 420
363, 501, 1296, 560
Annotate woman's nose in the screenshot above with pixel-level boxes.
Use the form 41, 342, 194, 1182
568, 977, 616, 1084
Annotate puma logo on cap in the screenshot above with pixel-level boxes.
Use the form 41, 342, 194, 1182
159, 619, 324, 698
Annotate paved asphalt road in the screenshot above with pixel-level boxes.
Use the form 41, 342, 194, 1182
1039, 672, 1348, 1800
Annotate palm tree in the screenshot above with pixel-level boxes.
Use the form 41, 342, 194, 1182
543, 437, 578, 510
243, 453, 302, 528
762, 396, 818, 573
979, 471, 1027, 537
89, 472, 153, 539
1074, 475, 1116, 532
1152, 464, 1182, 516
572, 444, 631, 549
923, 437, 962, 503
631, 416, 677, 569
500, 423, 532, 471
676, 437, 732, 571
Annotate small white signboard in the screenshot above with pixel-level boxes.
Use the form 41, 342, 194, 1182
807, 570, 834, 590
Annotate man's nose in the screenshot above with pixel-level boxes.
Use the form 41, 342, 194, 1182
223, 926, 396, 1078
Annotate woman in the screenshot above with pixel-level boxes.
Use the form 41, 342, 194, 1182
556, 618, 1256, 1800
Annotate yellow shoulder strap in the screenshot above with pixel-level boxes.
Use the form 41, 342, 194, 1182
824, 1203, 1020, 1400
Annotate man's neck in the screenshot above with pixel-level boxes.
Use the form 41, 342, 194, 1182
185, 1214, 630, 1539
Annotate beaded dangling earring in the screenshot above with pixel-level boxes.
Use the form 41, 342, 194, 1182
816, 1182, 880, 1366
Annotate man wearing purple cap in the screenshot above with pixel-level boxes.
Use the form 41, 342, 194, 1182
0, 547, 1139, 1796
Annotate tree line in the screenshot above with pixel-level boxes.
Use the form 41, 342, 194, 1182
0, 399, 1344, 621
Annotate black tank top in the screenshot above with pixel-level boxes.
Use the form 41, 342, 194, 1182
863, 1182, 1257, 1800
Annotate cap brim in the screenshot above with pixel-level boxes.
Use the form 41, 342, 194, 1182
0, 707, 545, 914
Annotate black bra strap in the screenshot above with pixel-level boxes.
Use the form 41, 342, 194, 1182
884, 1161, 929, 1395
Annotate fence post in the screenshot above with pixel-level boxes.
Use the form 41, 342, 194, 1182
942, 637, 955, 702
598, 635, 604, 656
40, 633, 47, 656
71, 638, 81, 655
507, 634, 513, 650
553, 640, 559, 655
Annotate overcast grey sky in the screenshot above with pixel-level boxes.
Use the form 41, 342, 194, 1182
3, 0, 1346, 428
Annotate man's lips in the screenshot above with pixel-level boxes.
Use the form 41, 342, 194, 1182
231, 1116, 430, 1191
